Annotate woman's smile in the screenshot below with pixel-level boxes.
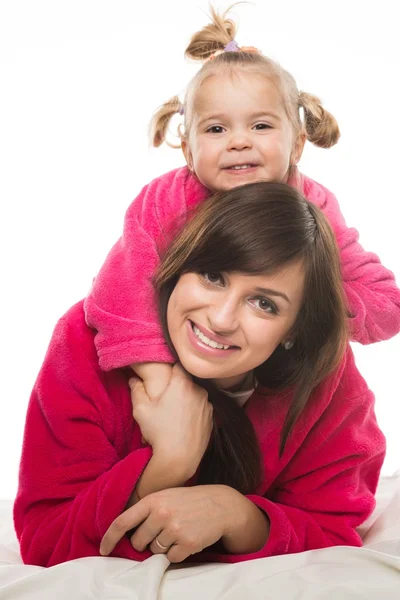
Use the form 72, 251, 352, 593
187, 319, 240, 358
167, 267, 304, 386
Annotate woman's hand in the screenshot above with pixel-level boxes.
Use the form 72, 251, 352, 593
130, 363, 213, 477
100, 485, 237, 563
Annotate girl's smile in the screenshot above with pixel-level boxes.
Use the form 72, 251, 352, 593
182, 72, 302, 192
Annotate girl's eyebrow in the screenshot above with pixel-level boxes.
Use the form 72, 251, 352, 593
197, 111, 281, 127
248, 111, 281, 121
254, 287, 291, 304
197, 113, 226, 126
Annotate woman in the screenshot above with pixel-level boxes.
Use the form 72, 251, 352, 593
14, 182, 385, 567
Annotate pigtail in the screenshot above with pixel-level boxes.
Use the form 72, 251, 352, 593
299, 91, 340, 149
149, 95, 184, 148
185, 5, 237, 60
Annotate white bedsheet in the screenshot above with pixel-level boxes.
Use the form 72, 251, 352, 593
1, 472, 399, 599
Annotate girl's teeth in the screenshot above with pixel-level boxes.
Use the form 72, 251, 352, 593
193, 325, 231, 350
231, 165, 252, 170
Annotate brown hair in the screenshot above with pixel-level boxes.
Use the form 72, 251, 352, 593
150, 5, 340, 152
154, 181, 348, 494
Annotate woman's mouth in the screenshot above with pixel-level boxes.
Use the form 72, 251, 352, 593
187, 320, 239, 358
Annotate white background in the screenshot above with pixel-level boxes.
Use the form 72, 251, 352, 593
0, 0, 399, 499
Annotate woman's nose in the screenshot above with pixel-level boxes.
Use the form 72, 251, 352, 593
207, 297, 239, 334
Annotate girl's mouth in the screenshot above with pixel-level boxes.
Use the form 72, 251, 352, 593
223, 164, 259, 173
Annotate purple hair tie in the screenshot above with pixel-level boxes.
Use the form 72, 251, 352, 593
224, 40, 240, 52
178, 105, 184, 116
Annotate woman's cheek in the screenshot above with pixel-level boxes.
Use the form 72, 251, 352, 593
248, 319, 280, 358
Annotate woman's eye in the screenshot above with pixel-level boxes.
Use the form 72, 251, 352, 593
252, 297, 278, 314
202, 272, 223, 285
206, 125, 225, 134
253, 123, 272, 130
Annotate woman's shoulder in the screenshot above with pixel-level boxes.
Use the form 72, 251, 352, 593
338, 346, 370, 398
44, 300, 98, 368
53, 299, 93, 340
250, 346, 371, 429
310, 346, 371, 415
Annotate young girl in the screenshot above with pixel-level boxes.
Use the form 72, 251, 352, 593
14, 183, 385, 566
84, 7, 400, 398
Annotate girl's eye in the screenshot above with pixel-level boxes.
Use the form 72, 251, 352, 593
202, 272, 224, 285
206, 125, 225, 134
253, 123, 272, 130
251, 297, 278, 314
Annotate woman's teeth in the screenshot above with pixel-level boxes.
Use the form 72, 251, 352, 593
192, 324, 231, 350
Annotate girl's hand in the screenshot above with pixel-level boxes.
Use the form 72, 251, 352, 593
130, 363, 213, 476
130, 362, 173, 401
130, 362, 173, 444
100, 485, 237, 563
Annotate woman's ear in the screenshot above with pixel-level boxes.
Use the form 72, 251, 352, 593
291, 132, 306, 165
181, 138, 194, 172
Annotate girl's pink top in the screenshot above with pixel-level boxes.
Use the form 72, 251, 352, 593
83, 167, 400, 371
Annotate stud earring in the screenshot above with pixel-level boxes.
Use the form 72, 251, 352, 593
282, 340, 294, 350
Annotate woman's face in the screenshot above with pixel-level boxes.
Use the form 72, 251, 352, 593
167, 263, 304, 390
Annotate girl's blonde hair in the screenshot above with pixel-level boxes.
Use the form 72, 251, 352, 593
150, 5, 340, 151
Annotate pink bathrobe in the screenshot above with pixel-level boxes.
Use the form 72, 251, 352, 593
14, 301, 385, 567
84, 167, 400, 371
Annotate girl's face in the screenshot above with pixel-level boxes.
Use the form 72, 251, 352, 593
166, 265, 304, 390
182, 72, 304, 192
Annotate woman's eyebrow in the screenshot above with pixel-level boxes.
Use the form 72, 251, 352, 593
254, 287, 291, 304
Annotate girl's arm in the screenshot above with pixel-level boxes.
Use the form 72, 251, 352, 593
307, 178, 400, 344
84, 167, 208, 371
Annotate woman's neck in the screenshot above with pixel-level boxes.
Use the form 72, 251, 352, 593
213, 371, 254, 393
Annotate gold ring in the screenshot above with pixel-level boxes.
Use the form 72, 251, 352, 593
155, 536, 170, 552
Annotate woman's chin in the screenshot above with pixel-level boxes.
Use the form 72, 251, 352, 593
179, 355, 229, 382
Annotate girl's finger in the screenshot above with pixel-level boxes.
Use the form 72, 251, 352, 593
99, 497, 151, 556
171, 362, 191, 379
128, 376, 143, 390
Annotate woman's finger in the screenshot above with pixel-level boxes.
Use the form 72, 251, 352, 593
166, 541, 197, 563
99, 497, 151, 556
129, 511, 167, 552
149, 532, 175, 555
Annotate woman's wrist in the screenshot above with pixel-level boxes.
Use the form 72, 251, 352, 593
126, 453, 189, 509
152, 443, 202, 481
220, 487, 270, 554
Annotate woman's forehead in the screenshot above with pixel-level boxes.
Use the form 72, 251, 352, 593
226, 262, 304, 292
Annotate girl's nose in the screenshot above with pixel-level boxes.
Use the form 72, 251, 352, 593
227, 130, 252, 151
